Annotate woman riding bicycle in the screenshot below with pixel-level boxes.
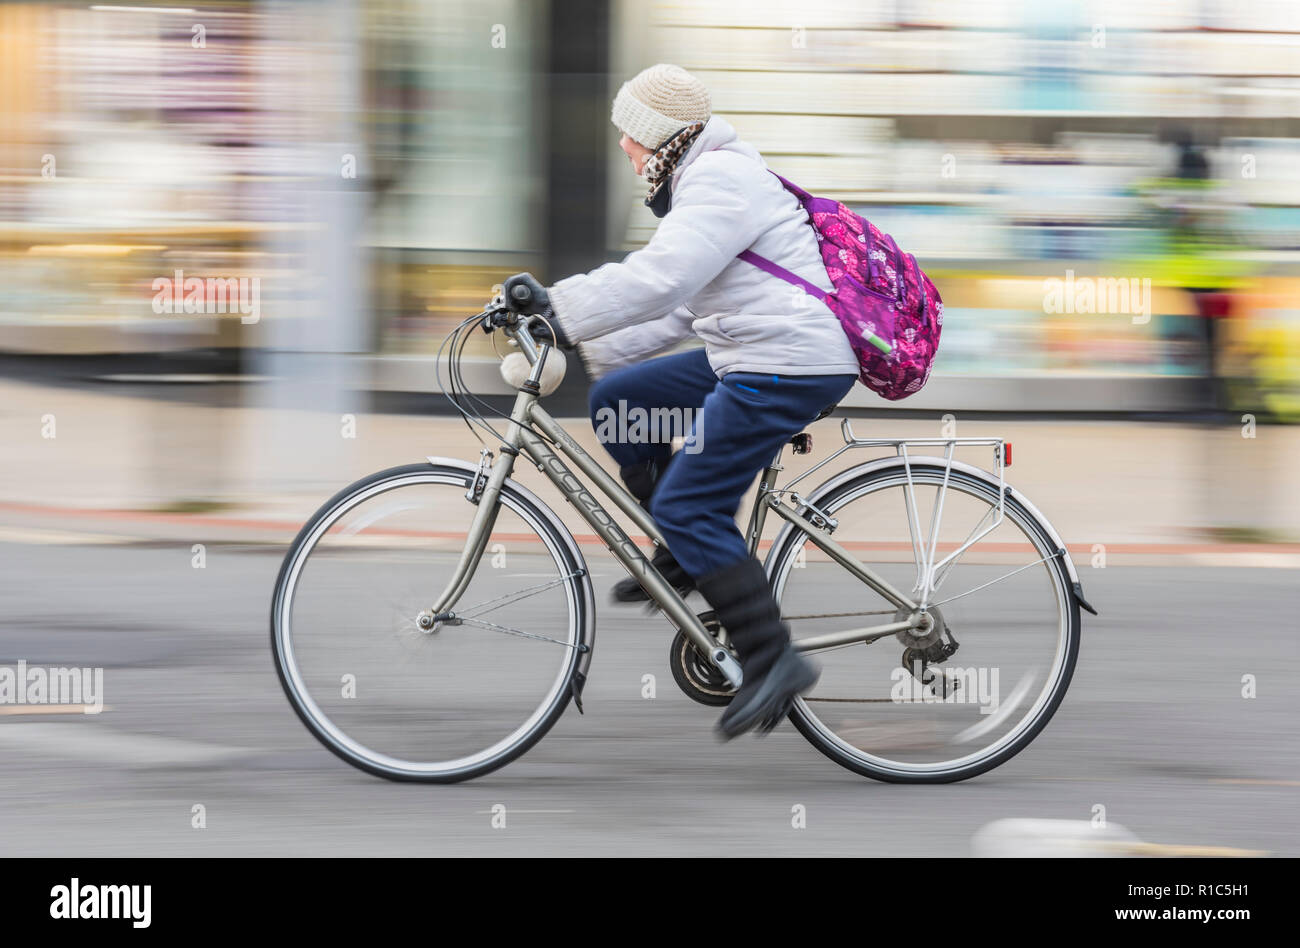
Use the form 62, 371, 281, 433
503, 64, 858, 740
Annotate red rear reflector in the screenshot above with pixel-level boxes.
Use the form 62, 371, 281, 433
1004, 442, 1013, 466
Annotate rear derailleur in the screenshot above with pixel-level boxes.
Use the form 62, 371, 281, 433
899, 611, 961, 699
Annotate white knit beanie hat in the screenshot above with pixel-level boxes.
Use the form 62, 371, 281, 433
611, 64, 712, 150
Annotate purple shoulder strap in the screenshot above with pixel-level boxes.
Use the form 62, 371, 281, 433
736, 250, 828, 301
770, 172, 813, 203
735, 172, 827, 300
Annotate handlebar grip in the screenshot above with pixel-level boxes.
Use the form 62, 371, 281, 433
510, 284, 534, 308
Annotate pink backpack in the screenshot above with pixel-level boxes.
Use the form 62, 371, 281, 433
738, 174, 942, 401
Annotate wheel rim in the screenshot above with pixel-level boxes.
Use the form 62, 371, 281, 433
772, 469, 1073, 777
273, 471, 583, 778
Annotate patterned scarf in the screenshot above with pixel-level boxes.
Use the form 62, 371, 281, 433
642, 122, 705, 211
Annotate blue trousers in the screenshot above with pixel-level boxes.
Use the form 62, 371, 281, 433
588, 348, 856, 578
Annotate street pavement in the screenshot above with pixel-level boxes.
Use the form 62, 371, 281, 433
0, 538, 1295, 857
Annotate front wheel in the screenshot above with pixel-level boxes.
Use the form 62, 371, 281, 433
271, 462, 594, 782
768, 462, 1081, 783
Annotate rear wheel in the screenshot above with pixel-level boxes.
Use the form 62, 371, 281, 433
768, 463, 1080, 783
271, 462, 593, 782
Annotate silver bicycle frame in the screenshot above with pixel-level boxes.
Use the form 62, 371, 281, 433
428, 326, 744, 685
428, 320, 1010, 683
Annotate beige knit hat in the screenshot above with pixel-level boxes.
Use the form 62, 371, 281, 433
611, 64, 712, 149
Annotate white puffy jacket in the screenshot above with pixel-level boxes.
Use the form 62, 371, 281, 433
548, 116, 859, 380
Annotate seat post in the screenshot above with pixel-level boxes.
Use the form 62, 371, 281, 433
745, 447, 784, 558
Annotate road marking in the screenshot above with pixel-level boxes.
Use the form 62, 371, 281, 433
0, 704, 111, 716
972, 818, 1270, 858
1102, 841, 1268, 857
0, 722, 250, 766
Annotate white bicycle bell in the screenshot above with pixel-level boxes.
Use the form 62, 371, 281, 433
500, 347, 567, 396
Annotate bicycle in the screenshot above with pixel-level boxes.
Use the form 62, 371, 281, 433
271, 292, 1097, 783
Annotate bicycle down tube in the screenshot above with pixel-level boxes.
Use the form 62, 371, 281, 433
516, 411, 743, 686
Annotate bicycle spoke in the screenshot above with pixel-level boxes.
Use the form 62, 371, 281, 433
926, 552, 1061, 609
457, 571, 584, 620
929, 501, 998, 594
920, 449, 954, 598
458, 616, 584, 650
900, 453, 927, 591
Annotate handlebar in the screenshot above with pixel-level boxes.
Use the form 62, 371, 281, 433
466, 292, 569, 396
479, 284, 539, 329
479, 293, 552, 344
478, 298, 551, 367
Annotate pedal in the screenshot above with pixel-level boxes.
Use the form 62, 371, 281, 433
712, 648, 744, 689
702, 611, 743, 686
693, 609, 742, 687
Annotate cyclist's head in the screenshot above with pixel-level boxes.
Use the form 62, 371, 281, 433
611, 63, 712, 162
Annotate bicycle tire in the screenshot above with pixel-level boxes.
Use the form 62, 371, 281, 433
768, 461, 1081, 784
270, 461, 595, 783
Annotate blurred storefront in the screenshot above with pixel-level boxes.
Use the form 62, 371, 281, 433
1, 0, 1298, 416
625, 0, 1300, 414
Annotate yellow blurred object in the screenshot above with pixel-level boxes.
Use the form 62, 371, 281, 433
26, 244, 167, 256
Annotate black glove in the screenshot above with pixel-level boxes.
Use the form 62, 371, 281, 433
502, 273, 574, 348
502, 272, 550, 315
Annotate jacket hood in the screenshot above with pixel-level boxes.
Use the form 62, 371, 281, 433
671, 116, 764, 188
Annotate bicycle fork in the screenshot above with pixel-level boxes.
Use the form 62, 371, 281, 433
423, 446, 515, 626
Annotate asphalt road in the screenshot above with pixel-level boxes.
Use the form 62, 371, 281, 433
0, 539, 1296, 857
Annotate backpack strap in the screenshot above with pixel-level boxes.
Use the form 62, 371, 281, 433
735, 172, 830, 300
736, 249, 829, 302
910, 252, 929, 322
770, 172, 813, 204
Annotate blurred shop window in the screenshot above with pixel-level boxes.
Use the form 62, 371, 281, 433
361, 0, 542, 253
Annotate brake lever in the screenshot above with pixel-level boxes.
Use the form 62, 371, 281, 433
479, 302, 513, 334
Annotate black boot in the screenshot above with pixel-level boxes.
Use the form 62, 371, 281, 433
610, 458, 694, 603
696, 557, 819, 739
613, 544, 694, 603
